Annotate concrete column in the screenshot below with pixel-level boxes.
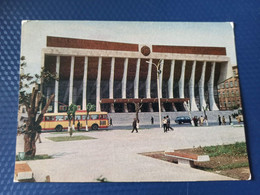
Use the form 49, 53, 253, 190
122, 58, 128, 99
96, 57, 102, 112
178, 60, 186, 98
109, 57, 115, 113
208, 62, 219, 111
199, 61, 207, 110
172, 103, 177, 112
159, 60, 164, 98
189, 61, 199, 111
148, 102, 153, 112
54, 56, 60, 113
82, 56, 88, 110
168, 60, 175, 98
146, 59, 152, 98
134, 58, 141, 98
109, 58, 115, 99
124, 103, 128, 113
69, 56, 75, 106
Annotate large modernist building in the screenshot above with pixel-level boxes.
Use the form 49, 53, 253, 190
41, 36, 233, 113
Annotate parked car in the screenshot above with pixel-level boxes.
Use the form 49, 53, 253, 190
175, 116, 191, 124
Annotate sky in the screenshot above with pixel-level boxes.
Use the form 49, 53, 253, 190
20, 21, 237, 74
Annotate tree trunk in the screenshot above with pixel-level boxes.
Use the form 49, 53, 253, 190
24, 93, 55, 157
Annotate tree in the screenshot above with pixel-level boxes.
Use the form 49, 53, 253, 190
19, 56, 58, 157
134, 102, 143, 122
86, 103, 96, 131
67, 103, 77, 136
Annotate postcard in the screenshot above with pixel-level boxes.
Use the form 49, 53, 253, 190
15, 21, 250, 182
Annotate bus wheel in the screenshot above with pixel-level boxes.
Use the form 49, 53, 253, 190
91, 124, 98, 130
55, 125, 63, 132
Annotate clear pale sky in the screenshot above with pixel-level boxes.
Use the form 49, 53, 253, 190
21, 21, 237, 74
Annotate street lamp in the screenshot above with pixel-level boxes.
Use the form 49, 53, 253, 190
146, 60, 162, 128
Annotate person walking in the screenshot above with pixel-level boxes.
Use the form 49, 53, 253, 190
218, 115, 222, 125
222, 116, 226, 125
162, 117, 167, 132
35, 125, 42, 143
166, 115, 173, 131
77, 120, 81, 131
204, 115, 208, 126
110, 117, 113, 126
193, 116, 198, 126
151, 117, 154, 125
199, 116, 204, 126
229, 115, 232, 125
131, 118, 138, 133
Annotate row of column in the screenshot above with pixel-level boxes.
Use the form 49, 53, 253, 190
53, 56, 219, 113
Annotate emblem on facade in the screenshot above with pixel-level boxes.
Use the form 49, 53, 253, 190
141, 46, 151, 56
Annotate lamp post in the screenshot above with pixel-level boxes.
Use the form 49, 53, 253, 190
146, 60, 162, 128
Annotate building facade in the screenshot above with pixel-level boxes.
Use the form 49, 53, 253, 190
218, 66, 242, 110
41, 36, 233, 113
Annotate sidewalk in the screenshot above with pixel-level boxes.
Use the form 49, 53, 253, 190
15, 125, 247, 182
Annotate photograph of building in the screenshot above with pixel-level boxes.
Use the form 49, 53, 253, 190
41, 36, 232, 113
218, 66, 242, 110
15, 21, 250, 183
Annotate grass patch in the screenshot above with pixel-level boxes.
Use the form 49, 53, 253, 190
16, 154, 52, 161
202, 142, 248, 157
52, 130, 86, 134
216, 162, 249, 170
46, 135, 96, 142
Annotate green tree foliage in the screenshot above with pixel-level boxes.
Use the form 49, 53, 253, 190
67, 103, 78, 136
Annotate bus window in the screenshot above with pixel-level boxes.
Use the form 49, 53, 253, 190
45, 116, 55, 121
56, 115, 64, 121
90, 114, 99, 120
75, 115, 81, 120
65, 116, 69, 121
100, 114, 107, 119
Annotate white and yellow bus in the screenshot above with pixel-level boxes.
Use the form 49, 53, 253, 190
40, 111, 109, 131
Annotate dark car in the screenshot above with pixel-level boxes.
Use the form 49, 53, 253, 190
175, 116, 191, 124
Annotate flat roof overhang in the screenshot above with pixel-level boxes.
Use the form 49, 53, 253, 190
42, 47, 230, 63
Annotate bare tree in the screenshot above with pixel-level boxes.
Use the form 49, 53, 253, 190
19, 56, 58, 157
134, 102, 143, 122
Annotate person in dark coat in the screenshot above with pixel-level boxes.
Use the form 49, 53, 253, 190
110, 117, 113, 126
151, 117, 154, 125
131, 118, 138, 133
166, 115, 173, 131
218, 115, 222, 125
229, 115, 232, 125
193, 116, 198, 127
77, 120, 81, 131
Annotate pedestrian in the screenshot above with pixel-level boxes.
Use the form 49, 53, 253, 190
222, 116, 226, 125
151, 117, 154, 125
110, 117, 113, 126
193, 116, 198, 126
136, 118, 140, 129
229, 115, 232, 125
200, 116, 204, 126
162, 117, 167, 132
77, 120, 81, 131
218, 115, 222, 125
204, 115, 208, 126
131, 118, 138, 133
35, 125, 42, 143
166, 115, 173, 131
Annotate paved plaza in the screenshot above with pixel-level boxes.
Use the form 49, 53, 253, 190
15, 124, 247, 182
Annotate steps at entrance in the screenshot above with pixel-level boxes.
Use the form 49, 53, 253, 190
107, 110, 235, 126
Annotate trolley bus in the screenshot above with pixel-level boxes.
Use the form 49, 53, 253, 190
40, 111, 109, 131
